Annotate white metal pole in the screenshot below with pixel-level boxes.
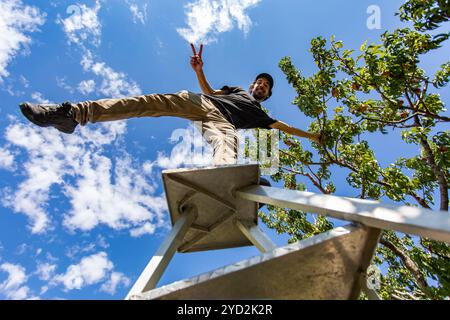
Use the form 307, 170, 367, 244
236, 186, 450, 243
235, 220, 277, 253
125, 205, 198, 300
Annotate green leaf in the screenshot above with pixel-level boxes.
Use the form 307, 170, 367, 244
360, 40, 368, 52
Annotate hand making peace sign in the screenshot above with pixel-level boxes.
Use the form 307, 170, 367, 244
190, 43, 204, 73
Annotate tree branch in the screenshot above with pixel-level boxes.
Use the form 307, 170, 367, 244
412, 114, 449, 211
362, 112, 419, 125
280, 149, 332, 165
281, 166, 329, 194
379, 238, 430, 294
410, 192, 432, 209
417, 111, 450, 122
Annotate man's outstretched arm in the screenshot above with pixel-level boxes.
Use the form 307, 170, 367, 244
269, 120, 322, 144
190, 44, 225, 95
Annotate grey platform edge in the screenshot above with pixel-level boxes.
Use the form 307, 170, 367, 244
135, 224, 380, 300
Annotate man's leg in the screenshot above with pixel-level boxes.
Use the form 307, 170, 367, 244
198, 120, 271, 209
19, 91, 209, 133
73, 90, 208, 125
196, 120, 238, 166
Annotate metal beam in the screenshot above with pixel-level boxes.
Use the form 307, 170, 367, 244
348, 227, 382, 299
166, 173, 237, 212
178, 211, 234, 252
125, 206, 198, 300
235, 220, 277, 253
236, 186, 450, 243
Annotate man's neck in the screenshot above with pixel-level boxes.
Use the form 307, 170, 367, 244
249, 91, 264, 103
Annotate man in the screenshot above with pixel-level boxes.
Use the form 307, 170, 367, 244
19, 44, 321, 166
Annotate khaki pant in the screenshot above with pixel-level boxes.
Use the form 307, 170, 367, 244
72, 90, 238, 165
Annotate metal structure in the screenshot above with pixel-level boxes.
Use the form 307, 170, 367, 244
125, 164, 450, 300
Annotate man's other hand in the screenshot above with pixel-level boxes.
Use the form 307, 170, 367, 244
190, 43, 204, 73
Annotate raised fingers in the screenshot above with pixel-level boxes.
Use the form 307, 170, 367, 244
190, 43, 197, 56
190, 43, 204, 58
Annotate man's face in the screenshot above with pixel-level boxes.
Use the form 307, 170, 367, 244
249, 77, 271, 102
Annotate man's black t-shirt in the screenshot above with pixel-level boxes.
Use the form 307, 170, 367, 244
202, 86, 277, 130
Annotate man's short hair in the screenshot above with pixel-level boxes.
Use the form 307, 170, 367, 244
255, 73, 274, 90
255, 73, 274, 101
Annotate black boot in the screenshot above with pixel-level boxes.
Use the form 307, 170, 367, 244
258, 177, 271, 209
19, 102, 78, 134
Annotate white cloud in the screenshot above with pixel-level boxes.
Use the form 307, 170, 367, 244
45, 252, 59, 263
100, 271, 130, 295
152, 123, 214, 169
40, 285, 49, 295
66, 235, 109, 260
80, 50, 142, 98
4, 84, 20, 97
130, 222, 156, 237
127, 0, 149, 25
0, 262, 33, 299
0, 263, 26, 290
19, 75, 29, 87
35, 262, 56, 281
0, 0, 46, 80
1, 118, 167, 235
56, 76, 75, 94
31, 92, 51, 104
58, 1, 102, 46
142, 160, 154, 175
65, 236, 109, 260
78, 79, 96, 95
177, 0, 261, 44
0, 147, 15, 170
5, 74, 30, 96
96, 235, 109, 249
65, 243, 95, 260
53, 252, 112, 291
63, 153, 167, 233
1, 122, 67, 233
16, 243, 32, 255
57, 2, 141, 99
52, 252, 129, 294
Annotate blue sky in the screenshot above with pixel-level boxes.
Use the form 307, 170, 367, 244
0, 0, 448, 300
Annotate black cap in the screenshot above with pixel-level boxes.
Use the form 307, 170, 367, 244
255, 73, 274, 90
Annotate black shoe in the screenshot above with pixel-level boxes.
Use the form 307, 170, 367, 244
258, 177, 271, 209
19, 102, 78, 134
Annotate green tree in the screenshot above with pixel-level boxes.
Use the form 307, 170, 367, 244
260, 1, 450, 299
398, 0, 450, 31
